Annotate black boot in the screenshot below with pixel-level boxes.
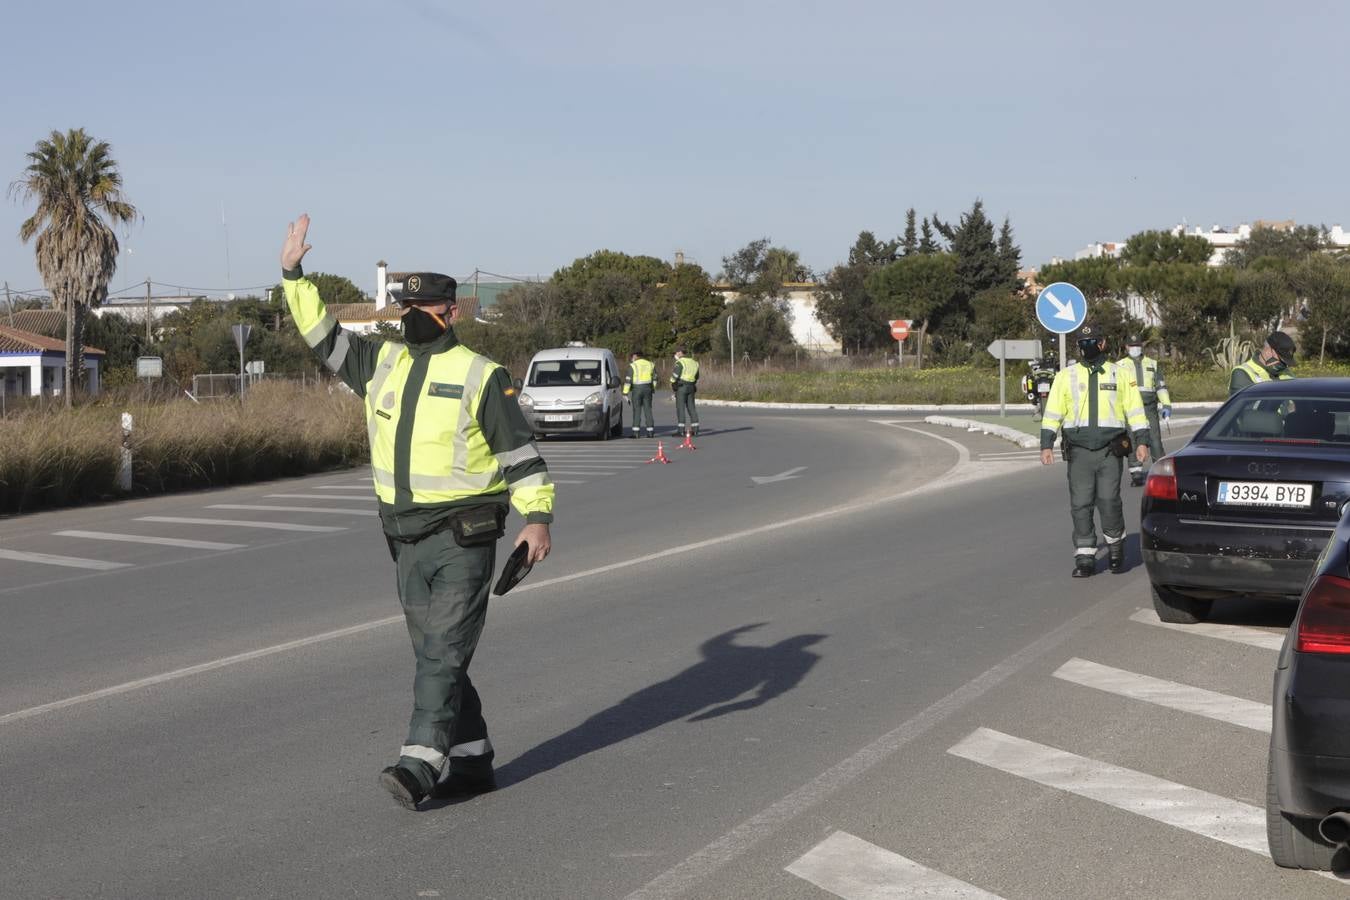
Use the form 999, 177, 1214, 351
1109, 543, 1125, 574
645, 429, 655, 438
431, 764, 497, 800
1072, 555, 1095, 578
379, 764, 431, 810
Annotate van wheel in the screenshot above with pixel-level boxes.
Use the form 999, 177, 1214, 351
1151, 582, 1212, 624
610, 407, 623, 438
597, 412, 611, 441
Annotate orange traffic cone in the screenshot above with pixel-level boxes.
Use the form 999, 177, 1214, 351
678, 428, 697, 450
647, 440, 671, 464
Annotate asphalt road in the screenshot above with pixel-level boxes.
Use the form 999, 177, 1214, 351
1, 406, 1343, 898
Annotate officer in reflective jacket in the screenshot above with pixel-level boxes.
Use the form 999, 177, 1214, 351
671, 348, 700, 436
1040, 324, 1150, 578
1118, 335, 1171, 487
280, 215, 553, 810
1230, 331, 1296, 395
624, 350, 656, 438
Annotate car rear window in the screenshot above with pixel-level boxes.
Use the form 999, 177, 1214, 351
1201, 394, 1350, 444
528, 360, 603, 387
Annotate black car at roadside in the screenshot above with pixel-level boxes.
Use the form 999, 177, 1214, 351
1268, 507, 1350, 870
1142, 378, 1350, 624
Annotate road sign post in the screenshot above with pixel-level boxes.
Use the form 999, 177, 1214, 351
889, 319, 912, 367
1035, 282, 1087, 373
231, 324, 252, 398
986, 340, 1043, 418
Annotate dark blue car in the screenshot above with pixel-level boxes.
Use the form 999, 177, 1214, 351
1268, 505, 1350, 869
1142, 379, 1350, 624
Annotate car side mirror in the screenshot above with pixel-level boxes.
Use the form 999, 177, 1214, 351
512, 378, 523, 391
608, 376, 621, 390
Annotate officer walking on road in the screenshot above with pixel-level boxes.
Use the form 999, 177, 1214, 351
671, 347, 700, 436
624, 350, 657, 438
1230, 331, 1296, 395
280, 214, 554, 810
1119, 335, 1171, 487
1040, 324, 1150, 578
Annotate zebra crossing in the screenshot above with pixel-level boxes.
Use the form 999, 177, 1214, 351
782, 608, 1340, 898
0, 441, 654, 577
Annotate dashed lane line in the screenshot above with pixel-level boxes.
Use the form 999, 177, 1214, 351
137, 516, 346, 533
206, 504, 379, 517
0, 549, 133, 571
1128, 609, 1284, 652
1052, 658, 1270, 733
53, 531, 246, 552
786, 831, 1004, 900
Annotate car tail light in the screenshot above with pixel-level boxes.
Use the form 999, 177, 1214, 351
1145, 457, 1177, 501
1296, 574, 1350, 654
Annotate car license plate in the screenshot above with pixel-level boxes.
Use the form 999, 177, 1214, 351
544, 414, 574, 422
1215, 481, 1313, 508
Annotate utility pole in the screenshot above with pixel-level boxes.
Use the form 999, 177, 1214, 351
144, 278, 152, 346
3, 281, 13, 326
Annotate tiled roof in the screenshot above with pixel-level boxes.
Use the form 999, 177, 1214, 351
327, 303, 400, 322
8, 309, 65, 337
0, 325, 104, 355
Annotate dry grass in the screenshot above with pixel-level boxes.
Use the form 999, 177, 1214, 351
0, 381, 367, 514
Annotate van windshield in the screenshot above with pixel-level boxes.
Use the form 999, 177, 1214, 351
529, 360, 602, 387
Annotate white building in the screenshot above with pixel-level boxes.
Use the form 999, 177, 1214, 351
0, 325, 103, 397
1170, 221, 1350, 266
713, 284, 842, 355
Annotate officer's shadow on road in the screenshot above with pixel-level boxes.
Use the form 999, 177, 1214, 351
494, 624, 825, 790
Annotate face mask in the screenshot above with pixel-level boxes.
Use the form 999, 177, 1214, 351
1078, 341, 1104, 362
1127, 346, 1142, 358
401, 305, 447, 344
1266, 358, 1288, 376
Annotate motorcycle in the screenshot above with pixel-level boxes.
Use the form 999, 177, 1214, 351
1023, 360, 1055, 421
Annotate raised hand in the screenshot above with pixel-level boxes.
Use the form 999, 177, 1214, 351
281, 214, 313, 270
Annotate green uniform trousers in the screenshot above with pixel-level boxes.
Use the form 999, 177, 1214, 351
675, 384, 698, 431
1066, 443, 1126, 554
630, 384, 654, 433
390, 527, 496, 783
1127, 401, 1164, 474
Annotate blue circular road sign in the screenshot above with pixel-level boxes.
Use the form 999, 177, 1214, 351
1035, 282, 1087, 334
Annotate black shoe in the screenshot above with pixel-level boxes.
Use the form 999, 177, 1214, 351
431, 767, 498, 800
379, 765, 429, 810
629, 432, 639, 439
1072, 557, 1095, 578
646, 430, 655, 438
1109, 545, 1125, 574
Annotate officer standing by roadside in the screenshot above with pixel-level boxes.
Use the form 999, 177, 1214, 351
624, 350, 656, 438
1040, 324, 1150, 578
279, 214, 554, 810
1230, 331, 1296, 395
1119, 335, 1172, 487
671, 347, 700, 436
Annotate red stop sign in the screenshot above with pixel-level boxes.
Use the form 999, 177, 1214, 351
889, 319, 911, 340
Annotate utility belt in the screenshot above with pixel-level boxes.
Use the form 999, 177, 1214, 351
385, 503, 507, 555
1061, 431, 1131, 461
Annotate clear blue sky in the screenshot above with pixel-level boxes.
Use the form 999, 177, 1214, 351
3, 0, 1347, 299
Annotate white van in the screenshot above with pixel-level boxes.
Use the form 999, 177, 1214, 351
515, 344, 624, 440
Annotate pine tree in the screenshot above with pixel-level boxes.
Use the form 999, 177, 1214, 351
901, 209, 918, 256
997, 216, 1022, 289
918, 217, 940, 254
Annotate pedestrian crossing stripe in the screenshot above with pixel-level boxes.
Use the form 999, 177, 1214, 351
1129, 609, 1284, 651
1052, 658, 1271, 733
787, 830, 1004, 899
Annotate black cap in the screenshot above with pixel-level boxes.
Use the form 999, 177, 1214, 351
1267, 331, 1296, 365
394, 272, 457, 303
1126, 334, 1143, 345
1077, 323, 1102, 340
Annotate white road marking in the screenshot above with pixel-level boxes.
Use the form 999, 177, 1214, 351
1129, 609, 1284, 651
264, 493, 373, 500
316, 484, 372, 490
787, 831, 1004, 899
551, 480, 585, 485
948, 728, 1271, 855
540, 463, 638, 468
0, 615, 404, 726
53, 530, 246, 552
1052, 658, 1271, 733
207, 504, 378, 517
548, 470, 616, 476
0, 549, 132, 571
137, 516, 346, 533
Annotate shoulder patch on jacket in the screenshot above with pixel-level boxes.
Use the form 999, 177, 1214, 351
427, 382, 465, 399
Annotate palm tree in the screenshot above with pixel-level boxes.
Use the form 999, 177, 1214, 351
10, 129, 138, 405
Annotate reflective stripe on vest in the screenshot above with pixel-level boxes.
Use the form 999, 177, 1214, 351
1119, 356, 1161, 393
1236, 358, 1292, 385
366, 344, 507, 506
